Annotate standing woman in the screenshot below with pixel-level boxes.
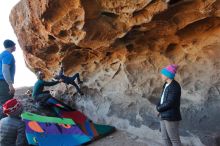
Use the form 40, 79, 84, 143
0, 40, 16, 118
156, 64, 182, 146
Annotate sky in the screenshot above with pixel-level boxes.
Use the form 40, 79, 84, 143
0, 1, 36, 88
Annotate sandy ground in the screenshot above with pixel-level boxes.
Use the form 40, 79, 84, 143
88, 131, 148, 146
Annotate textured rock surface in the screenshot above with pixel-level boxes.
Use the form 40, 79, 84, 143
11, 0, 220, 145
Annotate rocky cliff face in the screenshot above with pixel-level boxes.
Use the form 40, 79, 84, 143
10, 0, 220, 145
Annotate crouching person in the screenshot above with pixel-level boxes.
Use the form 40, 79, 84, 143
0, 98, 28, 146
32, 71, 62, 108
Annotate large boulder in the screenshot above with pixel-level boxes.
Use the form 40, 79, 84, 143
10, 0, 220, 145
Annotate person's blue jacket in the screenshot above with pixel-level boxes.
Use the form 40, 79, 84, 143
32, 79, 59, 98
0, 50, 15, 82
0, 116, 28, 146
157, 80, 182, 121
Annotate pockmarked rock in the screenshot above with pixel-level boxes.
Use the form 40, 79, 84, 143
11, 0, 220, 145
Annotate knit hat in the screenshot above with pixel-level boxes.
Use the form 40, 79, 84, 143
161, 64, 178, 79
3, 39, 16, 48
3, 98, 23, 116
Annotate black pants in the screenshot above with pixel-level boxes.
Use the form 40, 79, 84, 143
71, 81, 82, 94
34, 91, 52, 106
70, 73, 81, 83
65, 73, 82, 94
0, 80, 14, 118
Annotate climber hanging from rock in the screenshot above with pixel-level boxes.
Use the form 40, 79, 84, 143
32, 70, 63, 108
54, 62, 84, 96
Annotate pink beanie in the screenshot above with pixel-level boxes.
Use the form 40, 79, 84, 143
161, 64, 178, 79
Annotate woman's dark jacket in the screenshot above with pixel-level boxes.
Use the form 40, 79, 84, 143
157, 80, 182, 121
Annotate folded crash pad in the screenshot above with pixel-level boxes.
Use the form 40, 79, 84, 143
21, 112, 91, 146
46, 97, 116, 140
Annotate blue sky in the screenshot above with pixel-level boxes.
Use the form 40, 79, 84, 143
0, 1, 36, 87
